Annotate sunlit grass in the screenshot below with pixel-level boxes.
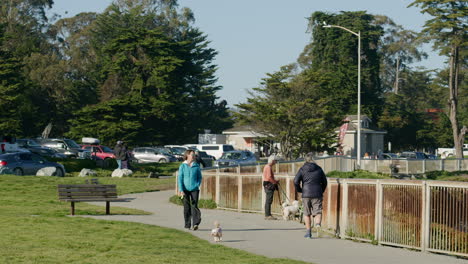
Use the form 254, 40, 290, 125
0, 175, 306, 264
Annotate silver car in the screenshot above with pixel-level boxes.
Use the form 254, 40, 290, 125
132, 147, 177, 163
0, 152, 65, 176
214, 150, 257, 167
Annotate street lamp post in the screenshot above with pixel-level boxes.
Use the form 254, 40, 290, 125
323, 23, 361, 168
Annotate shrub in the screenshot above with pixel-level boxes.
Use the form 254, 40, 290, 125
169, 195, 217, 209
48, 158, 97, 172
327, 170, 391, 179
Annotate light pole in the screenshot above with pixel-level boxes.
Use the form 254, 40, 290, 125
323, 23, 361, 168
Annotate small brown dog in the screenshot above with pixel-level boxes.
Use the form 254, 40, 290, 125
211, 221, 222, 242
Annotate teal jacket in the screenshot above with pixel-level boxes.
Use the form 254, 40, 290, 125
178, 162, 202, 192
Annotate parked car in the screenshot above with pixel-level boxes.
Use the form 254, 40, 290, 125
0, 152, 65, 176
183, 144, 235, 160
437, 144, 468, 158
197, 151, 215, 168
399, 151, 429, 159
381, 153, 399, 160
81, 144, 115, 160
132, 147, 177, 163
214, 150, 257, 167
164, 145, 198, 160
36, 138, 91, 159
0, 135, 22, 153
17, 139, 66, 158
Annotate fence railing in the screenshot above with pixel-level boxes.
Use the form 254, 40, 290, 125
225, 156, 467, 175
189, 163, 468, 258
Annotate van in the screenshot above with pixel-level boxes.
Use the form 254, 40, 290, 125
183, 144, 234, 160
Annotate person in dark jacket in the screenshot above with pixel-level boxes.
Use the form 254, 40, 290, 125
113, 141, 128, 169
194, 150, 206, 168
294, 152, 327, 239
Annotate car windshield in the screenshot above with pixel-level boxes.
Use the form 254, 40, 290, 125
221, 152, 242, 160
156, 148, 171, 155
198, 151, 209, 157
170, 147, 185, 154
64, 139, 81, 149
29, 140, 42, 147
101, 146, 113, 153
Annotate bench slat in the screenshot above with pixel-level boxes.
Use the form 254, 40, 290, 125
59, 195, 118, 200
58, 191, 118, 195
58, 184, 116, 188
60, 198, 128, 202
57, 184, 127, 215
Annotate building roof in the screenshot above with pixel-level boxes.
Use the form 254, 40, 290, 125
222, 125, 268, 137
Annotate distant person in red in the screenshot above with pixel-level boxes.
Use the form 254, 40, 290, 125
1, 139, 7, 154
263, 155, 279, 220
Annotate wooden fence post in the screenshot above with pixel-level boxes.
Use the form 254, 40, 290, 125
238, 168, 242, 212
340, 179, 349, 238
215, 168, 220, 206
375, 180, 382, 243
421, 181, 430, 252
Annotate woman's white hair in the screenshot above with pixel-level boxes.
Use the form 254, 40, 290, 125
268, 155, 277, 164
305, 152, 315, 163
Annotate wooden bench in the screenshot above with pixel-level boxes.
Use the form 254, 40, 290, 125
58, 184, 128, 215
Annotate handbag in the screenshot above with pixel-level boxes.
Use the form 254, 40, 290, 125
263, 181, 278, 191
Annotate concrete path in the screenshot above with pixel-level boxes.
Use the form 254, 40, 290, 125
83, 190, 467, 264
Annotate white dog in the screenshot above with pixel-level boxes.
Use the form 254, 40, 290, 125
211, 221, 223, 242
282, 200, 300, 220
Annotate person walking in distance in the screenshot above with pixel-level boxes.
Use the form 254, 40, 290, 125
178, 149, 202, 230
113, 141, 127, 169
263, 155, 279, 220
294, 152, 327, 238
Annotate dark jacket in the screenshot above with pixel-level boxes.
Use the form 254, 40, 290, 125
294, 162, 327, 198
113, 144, 127, 160
195, 153, 206, 168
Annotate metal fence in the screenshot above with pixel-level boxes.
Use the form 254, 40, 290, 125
190, 163, 468, 258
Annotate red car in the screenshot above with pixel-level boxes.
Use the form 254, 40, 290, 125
81, 145, 115, 160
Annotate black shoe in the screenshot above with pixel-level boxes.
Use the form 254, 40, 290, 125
304, 230, 312, 239
193, 225, 199, 230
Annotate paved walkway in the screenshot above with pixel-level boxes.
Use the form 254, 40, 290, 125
83, 190, 467, 264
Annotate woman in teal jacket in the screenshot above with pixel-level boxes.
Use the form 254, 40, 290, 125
178, 149, 202, 230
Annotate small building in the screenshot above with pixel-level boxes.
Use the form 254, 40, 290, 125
222, 125, 271, 155
336, 115, 387, 157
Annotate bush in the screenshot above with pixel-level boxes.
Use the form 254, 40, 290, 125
169, 195, 217, 209
48, 158, 97, 172
327, 170, 391, 179
425, 170, 468, 181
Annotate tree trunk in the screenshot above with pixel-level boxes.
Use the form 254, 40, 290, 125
448, 45, 465, 158
394, 57, 400, 94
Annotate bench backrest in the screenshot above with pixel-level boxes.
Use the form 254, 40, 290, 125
58, 184, 118, 200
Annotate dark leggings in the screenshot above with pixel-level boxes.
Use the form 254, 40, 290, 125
264, 187, 275, 217
183, 190, 201, 228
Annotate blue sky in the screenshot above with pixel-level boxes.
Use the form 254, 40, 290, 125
50, 0, 445, 107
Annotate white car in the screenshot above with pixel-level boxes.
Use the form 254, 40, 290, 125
437, 144, 468, 158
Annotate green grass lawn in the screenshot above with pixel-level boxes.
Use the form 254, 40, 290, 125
0, 175, 306, 264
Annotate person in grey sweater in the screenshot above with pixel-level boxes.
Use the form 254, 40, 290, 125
294, 152, 327, 238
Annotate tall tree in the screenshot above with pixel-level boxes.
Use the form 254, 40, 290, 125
236, 65, 339, 159
303, 11, 384, 121
65, 1, 231, 144
409, 0, 467, 158
0, 23, 23, 134
374, 15, 427, 93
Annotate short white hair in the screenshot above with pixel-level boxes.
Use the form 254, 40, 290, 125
268, 155, 277, 164
305, 152, 315, 163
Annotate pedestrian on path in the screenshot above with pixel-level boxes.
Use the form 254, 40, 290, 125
113, 140, 128, 169
263, 155, 279, 220
294, 152, 327, 238
178, 149, 202, 230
